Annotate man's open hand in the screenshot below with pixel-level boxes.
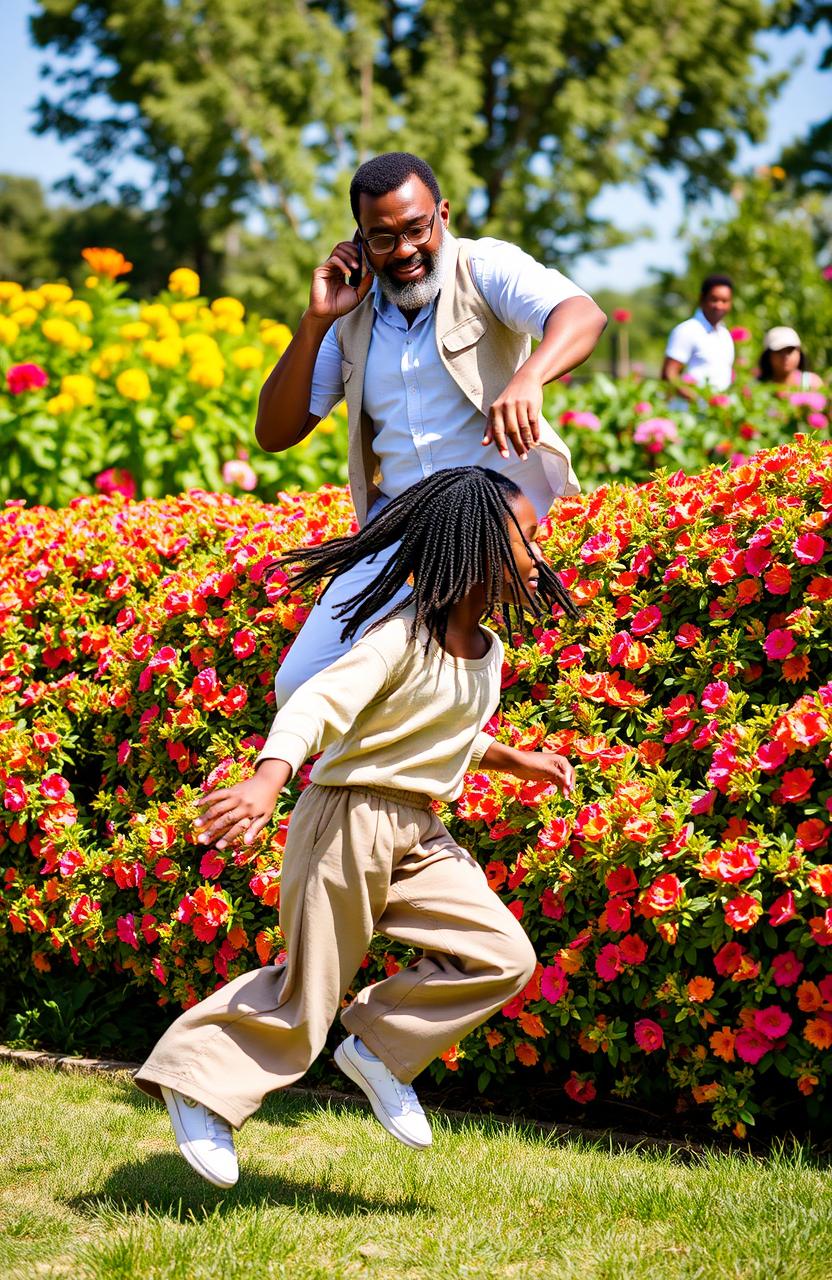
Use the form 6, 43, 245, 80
483, 371, 544, 461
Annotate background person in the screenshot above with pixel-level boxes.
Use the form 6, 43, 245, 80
254, 150, 606, 703
662, 274, 735, 392
756, 326, 823, 389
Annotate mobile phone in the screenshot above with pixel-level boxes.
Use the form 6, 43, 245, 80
348, 233, 363, 288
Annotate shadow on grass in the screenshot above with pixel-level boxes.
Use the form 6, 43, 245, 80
65, 1151, 431, 1221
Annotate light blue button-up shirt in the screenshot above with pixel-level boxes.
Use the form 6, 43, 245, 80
308, 234, 589, 519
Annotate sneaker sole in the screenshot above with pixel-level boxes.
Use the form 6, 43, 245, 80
334, 1042, 431, 1150
160, 1086, 239, 1188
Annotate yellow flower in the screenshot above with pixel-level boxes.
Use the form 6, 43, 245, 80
120, 321, 151, 342
170, 301, 198, 323
211, 296, 245, 321
46, 393, 76, 416
11, 290, 46, 313
188, 361, 224, 389
770, 165, 786, 180
61, 374, 96, 407
39, 283, 74, 304
183, 333, 221, 359
12, 307, 39, 329
42, 317, 85, 350
196, 307, 217, 331
316, 414, 336, 435
64, 299, 93, 323
81, 247, 132, 279
142, 337, 183, 369
231, 345, 263, 370
174, 414, 196, 435
116, 368, 151, 401
260, 322, 293, 354
0, 282, 22, 301
168, 267, 201, 298
140, 303, 173, 329
0, 317, 20, 345
84, 276, 99, 289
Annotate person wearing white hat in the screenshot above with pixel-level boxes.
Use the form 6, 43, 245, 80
757, 327, 823, 389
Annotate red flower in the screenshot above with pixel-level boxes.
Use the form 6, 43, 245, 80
778, 768, 814, 803
768, 890, 799, 926
564, 1072, 596, 1103
724, 894, 762, 931
637, 873, 682, 917
3, 778, 28, 811
630, 605, 663, 636
634, 1019, 664, 1052
40, 774, 69, 801
6, 363, 48, 395
793, 532, 826, 565
605, 866, 638, 896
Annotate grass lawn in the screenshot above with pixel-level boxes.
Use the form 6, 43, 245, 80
1, 1063, 831, 1280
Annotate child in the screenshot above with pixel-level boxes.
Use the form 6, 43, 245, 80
134, 466, 576, 1187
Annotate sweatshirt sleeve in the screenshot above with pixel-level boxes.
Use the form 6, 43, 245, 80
468, 731, 495, 769
256, 633, 398, 775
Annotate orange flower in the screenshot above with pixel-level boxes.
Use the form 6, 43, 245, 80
803, 1017, 832, 1050
709, 1027, 736, 1062
81, 247, 133, 279
797, 980, 823, 1012
441, 1044, 461, 1071
32, 951, 52, 972
485, 1029, 504, 1050
557, 947, 583, 975
518, 1011, 547, 1039
797, 1073, 819, 1096
515, 1041, 539, 1067
687, 976, 715, 1003
692, 1081, 722, 1104
782, 654, 810, 683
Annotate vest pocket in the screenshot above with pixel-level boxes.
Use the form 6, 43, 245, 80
442, 315, 488, 353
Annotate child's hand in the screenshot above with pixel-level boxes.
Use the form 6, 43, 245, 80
193, 761, 290, 849
510, 750, 575, 794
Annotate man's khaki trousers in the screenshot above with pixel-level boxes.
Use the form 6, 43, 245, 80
135, 783, 536, 1128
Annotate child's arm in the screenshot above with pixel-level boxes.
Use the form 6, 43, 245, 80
193, 632, 397, 849
479, 740, 574, 795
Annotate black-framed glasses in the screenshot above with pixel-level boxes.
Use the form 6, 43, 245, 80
359, 208, 438, 256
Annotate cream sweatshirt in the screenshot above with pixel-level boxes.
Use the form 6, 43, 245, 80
257, 610, 502, 802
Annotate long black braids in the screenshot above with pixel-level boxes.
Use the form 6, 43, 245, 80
282, 466, 578, 648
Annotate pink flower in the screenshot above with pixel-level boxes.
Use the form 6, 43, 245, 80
40, 774, 69, 801
770, 951, 803, 986
580, 532, 617, 564
701, 680, 729, 711
823, 265, 832, 281
95, 467, 137, 500
730, 326, 751, 342
789, 391, 826, 411
232, 628, 257, 658
755, 741, 787, 772
3, 778, 28, 811
793, 532, 826, 565
6, 363, 48, 395
762, 629, 795, 660
634, 417, 679, 451
709, 394, 731, 408
116, 913, 139, 950
807, 412, 828, 429
631, 605, 663, 636
199, 851, 226, 879
613, 308, 632, 323
634, 401, 652, 414
734, 1028, 773, 1064
753, 1006, 792, 1039
769, 890, 799, 926
595, 942, 624, 981
222, 459, 258, 490
540, 963, 569, 1003
634, 1019, 664, 1052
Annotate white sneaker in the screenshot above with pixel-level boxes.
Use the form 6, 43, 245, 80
160, 1085, 239, 1187
334, 1036, 432, 1149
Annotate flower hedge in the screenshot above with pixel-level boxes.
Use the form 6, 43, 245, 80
1, 436, 831, 1136
0, 251, 828, 509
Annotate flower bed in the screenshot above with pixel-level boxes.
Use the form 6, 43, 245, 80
1, 438, 831, 1135
0, 253, 828, 508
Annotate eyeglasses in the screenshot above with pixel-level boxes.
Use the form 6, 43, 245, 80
359, 208, 438, 255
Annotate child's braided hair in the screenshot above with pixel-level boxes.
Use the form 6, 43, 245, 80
283, 466, 578, 650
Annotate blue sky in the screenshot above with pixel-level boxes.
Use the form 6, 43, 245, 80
1, 0, 829, 291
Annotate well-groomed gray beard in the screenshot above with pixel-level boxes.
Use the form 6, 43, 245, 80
374, 228, 447, 310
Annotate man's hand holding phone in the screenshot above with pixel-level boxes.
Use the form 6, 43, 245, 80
308, 231, 372, 321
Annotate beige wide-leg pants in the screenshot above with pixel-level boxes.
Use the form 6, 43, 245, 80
134, 783, 536, 1129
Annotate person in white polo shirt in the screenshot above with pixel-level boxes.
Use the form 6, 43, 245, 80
256, 151, 607, 703
662, 274, 735, 393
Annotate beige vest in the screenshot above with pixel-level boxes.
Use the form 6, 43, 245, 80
335, 236, 580, 526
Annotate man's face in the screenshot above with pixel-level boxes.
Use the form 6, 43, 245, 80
700, 285, 732, 327
358, 177, 450, 307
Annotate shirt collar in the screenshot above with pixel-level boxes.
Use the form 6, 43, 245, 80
694, 306, 723, 333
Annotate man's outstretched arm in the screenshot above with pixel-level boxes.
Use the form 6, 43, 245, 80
484, 295, 607, 460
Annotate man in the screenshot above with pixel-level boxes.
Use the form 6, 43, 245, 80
256, 151, 606, 700
662, 274, 735, 392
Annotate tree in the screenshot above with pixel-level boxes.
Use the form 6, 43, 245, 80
0, 175, 60, 282
30, 0, 782, 319
778, 2, 831, 197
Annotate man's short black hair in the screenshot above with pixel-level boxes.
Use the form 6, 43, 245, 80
350, 152, 441, 223
700, 273, 733, 297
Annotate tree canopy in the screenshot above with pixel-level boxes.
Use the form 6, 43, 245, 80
30, 0, 782, 314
